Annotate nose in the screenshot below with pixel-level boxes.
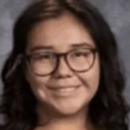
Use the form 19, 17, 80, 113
53, 56, 73, 79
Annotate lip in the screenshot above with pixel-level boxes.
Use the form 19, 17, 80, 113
47, 85, 80, 97
48, 85, 79, 90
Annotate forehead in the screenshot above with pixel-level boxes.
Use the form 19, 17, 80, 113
26, 13, 95, 53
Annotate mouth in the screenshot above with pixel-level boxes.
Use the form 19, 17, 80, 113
47, 85, 80, 97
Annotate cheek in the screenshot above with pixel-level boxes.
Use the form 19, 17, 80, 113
26, 73, 51, 102
77, 56, 100, 98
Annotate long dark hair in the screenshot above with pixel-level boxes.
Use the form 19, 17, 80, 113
0, 0, 129, 130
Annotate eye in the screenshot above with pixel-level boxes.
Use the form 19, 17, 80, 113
33, 53, 54, 60
72, 50, 91, 57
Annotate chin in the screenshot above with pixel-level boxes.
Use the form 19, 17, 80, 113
58, 109, 85, 116
51, 101, 88, 117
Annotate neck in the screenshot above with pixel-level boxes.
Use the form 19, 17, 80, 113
35, 103, 95, 130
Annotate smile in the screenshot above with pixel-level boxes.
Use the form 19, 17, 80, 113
47, 85, 80, 97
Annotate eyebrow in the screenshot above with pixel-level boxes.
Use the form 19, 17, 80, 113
72, 43, 94, 48
29, 42, 94, 52
30, 46, 53, 52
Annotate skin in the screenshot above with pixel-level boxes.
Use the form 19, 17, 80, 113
26, 12, 100, 130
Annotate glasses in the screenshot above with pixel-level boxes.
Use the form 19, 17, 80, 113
24, 47, 98, 76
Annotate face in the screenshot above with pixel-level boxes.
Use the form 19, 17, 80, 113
25, 13, 100, 116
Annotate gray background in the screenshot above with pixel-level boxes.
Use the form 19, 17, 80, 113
0, 0, 130, 127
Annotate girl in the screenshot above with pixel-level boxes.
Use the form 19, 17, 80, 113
0, 0, 129, 130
